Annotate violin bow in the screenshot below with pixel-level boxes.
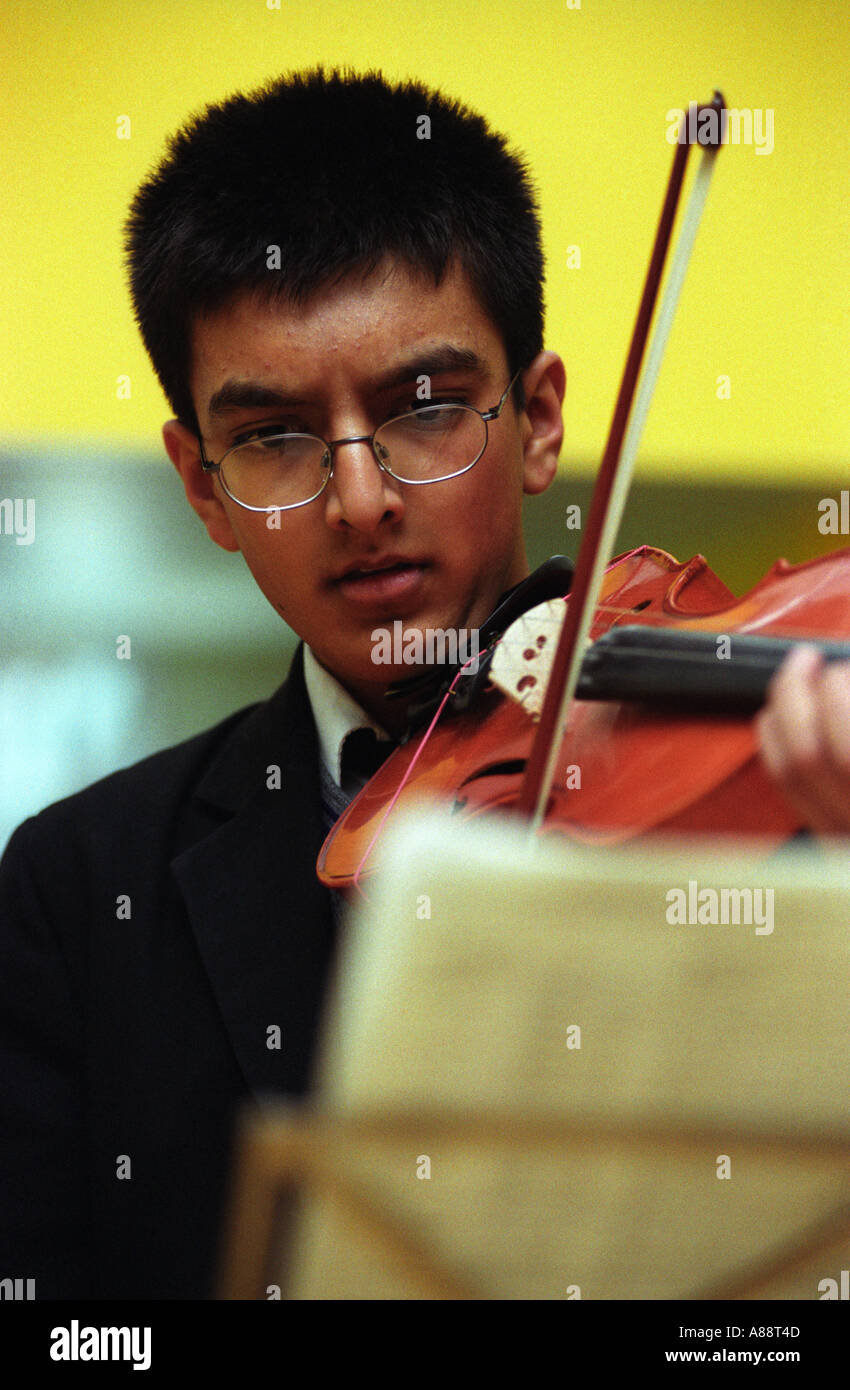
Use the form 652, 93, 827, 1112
516, 92, 728, 829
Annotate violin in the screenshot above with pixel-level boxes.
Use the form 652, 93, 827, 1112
316, 94, 850, 892
317, 543, 850, 889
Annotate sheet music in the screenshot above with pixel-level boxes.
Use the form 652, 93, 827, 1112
286, 815, 850, 1299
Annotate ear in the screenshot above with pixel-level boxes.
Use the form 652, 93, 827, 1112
517, 351, 566, 496
162, 419, 241, 553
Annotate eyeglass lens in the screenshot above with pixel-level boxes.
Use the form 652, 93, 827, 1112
219, 404, 487, 508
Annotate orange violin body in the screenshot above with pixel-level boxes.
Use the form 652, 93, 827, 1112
317, 545, 850, 890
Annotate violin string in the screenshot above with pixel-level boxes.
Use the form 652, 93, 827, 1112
350, 648, 486, 896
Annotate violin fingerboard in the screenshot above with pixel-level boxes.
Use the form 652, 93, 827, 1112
489, 598, 566, 717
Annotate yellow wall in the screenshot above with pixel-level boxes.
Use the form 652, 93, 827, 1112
3, 0, 847, 478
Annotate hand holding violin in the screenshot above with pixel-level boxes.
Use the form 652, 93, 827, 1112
759, 647, 850, 836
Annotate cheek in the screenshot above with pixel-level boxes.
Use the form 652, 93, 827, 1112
229, 514, 311, 598
453, 456, 521, 539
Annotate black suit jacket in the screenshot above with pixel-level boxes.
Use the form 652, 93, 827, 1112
0, 646, 338, 1299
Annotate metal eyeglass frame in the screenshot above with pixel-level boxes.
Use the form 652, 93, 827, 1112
196, 369, 524, 512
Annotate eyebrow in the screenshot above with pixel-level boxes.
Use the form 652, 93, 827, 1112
206, 344, 488, 421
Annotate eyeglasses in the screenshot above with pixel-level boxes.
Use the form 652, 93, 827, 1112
197, 370, 523, 511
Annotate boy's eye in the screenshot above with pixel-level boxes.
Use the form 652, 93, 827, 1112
396, 395, 468, 416
231, 423, 307, 446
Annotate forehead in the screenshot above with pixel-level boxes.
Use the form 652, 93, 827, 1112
189, 258, 508, 409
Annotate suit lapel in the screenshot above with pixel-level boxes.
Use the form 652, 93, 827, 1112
171, 647, 338, 1098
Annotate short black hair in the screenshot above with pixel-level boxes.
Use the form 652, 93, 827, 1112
125, 65, 545, 433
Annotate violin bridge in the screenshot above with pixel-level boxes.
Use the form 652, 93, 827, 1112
489, 598, 566, 718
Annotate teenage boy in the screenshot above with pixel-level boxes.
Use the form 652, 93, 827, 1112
0, 66, 846, 1302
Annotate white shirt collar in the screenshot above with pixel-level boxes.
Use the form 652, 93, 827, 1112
302, 644, 392, 788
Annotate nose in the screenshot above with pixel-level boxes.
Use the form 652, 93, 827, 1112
322, 435, 405, 533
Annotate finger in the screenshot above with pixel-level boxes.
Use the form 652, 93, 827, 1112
757, 647, 850, 834
817, 659, 850, 773
760, 644, 824, 772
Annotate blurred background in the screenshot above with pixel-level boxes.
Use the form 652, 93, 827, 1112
2, 0, 848, 850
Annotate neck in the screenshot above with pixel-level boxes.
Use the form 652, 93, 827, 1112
339, 674, 419, 740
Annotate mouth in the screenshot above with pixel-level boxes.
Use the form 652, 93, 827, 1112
333, 559, 429, 604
